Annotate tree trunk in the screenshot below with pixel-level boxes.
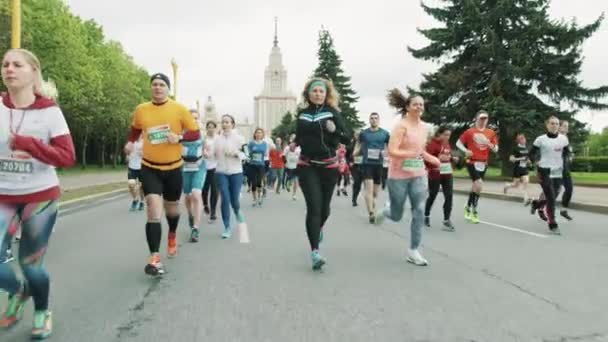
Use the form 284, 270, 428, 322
112, 135, 119, 168
81, 130, 89, 169
100, 137, 106, 168
499, 123, 513, 177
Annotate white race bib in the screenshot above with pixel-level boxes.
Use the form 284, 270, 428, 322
439, 162, 453, 175
252, 153, 263, 162
367, 149, 381, 160
402, 158, 424, 171
474, 161, 486, 172
147, 124, 170, 145
550, 167, 563, 179
0, 157, 34, 182
183, 160, 202, 172
354, 156, 363, 164
519, 160, 527, 168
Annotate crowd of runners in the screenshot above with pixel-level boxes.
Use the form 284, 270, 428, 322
0, 48, 576, 339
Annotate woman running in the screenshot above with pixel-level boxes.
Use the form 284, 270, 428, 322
336, 155, 350, 197
126, 136, 145, 211
182, 109, 207, 242
0, 48, 76, 339
375, 90, 440, 266
558, 121, 574, 221
214, 115, 247, 239
202, 121, 219, 222
269, 137, 285, 194
248, 128, 268, 207
284, 142, 300, 201
503, 133, 532, 205
424, 126, 457, 231
529, 115, 569, 235
349, 130, 364, 207
296, 78, 349, 271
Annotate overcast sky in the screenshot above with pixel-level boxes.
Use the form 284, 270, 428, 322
68, 0, 608, 132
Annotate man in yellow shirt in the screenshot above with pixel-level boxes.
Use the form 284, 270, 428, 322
125, 73, 200, 276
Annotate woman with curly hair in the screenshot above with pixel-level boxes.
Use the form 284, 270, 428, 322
295, 78, 349, 271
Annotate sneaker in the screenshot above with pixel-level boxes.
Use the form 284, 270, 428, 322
31, 310, 52, 340
0, 285, 29, 328
524, 198, 532, 207
336, 190, 341, 197
369, 212, 376, 224
471, 211, 480, 224
548, 223, 561, 235
424, 216, 431, 228
190, 228, 199, 243
292, 195, 297, 201
538, 207, 548, 222
204, 206, 210, 216
560, 210, 573, 221
311, 251, 326, 271
352, 201, 358, 207
373, 208, 388, 226
406, 249, 428, 266
464, 206, 472, 221
167, 233, 177, 258
129, 201, 138, 212
209, 214, 217, 222
221, 227, 232, 239
138, 201, 145, 211
342, 189, 348, 196
144, 254, 164, 276
442, 220, 455, 232
2, 249, 14, 264
258, 198, 263, 207
236, 212, 245, 224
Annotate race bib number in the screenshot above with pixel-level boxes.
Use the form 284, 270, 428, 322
147, 125, 170, 145
519, 160, 527, 168
402, 158, 424, 171
252, 153, 263, 162
354, 156, 363, 164
183, 160, 202, 172
550, 167, 563, 179
439, 162, 453, 175
474, 161, 486, 172
0, 158, 34, 174
367, 149, 381, 160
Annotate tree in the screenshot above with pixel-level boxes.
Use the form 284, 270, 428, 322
314, 28, 363, 134
271, 111, 296, 140
409, 0, 608, 175
587, 127, 608, 156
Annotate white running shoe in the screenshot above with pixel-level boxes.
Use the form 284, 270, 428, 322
406, 249, 428, 266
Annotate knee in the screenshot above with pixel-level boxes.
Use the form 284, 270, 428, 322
128, 179, 137, 187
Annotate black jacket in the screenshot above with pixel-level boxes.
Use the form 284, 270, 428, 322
295, 104, 349, 161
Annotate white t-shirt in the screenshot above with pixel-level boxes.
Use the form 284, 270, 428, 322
284, 146, 301, 170
214, 131, 246, 175
204, 135, 218, 170
533, 134, 569, 170
128, 140, 143, 170
0, 102, 70, 195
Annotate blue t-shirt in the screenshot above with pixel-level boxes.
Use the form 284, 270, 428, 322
182, 137, 206, 172
360, 128, 390, 165
248, 141, 267, 166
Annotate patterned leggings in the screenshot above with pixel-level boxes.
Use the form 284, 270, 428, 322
0, 200, 57, 311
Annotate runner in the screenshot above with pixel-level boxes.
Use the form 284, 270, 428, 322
213, 114, 246, 239
248, 128, 268, 207
503, 133, 532, 205
375, 90, 439, 266
296, 78, 349, 271
284, 141, 300, 200
381, 150, 389, 191
336, 155, 350, 197
424, 126, 458, 231
456, 110, 499, 224
269, 137, 285, 194
559, 121, 574, 221
126, 136, 145, 211
125, 72, 200, 276
529, 116, 570, 234
0, 48, 76, 339
182, 109, 207, 243
349, 130, 364, 207
359, 112, 390, 223
202, 121, 219, 223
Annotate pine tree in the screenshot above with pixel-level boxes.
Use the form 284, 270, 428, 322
314, 28, 363, 134
271, 112, 296, 140
409, 0, 607, 175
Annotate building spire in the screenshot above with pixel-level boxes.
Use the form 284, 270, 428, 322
273, 17, 278, 47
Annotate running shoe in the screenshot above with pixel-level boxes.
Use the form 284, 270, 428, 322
190, 228, 199, 243
31, 310, 52, 340
210, 214, 217, 222
167, 232, 177, 258
442, 220, 455, 232
292, 195, 297, 201
538, 207, 548, 222
424, 216, 431, 228
0, 284, 29, 328
1, 249, 14, 264
311, 250, 326, 271
352, 201, 358, 207
560, 210, 573, 221
406, 249, 428, 266
464, 206, 472, 221
369, 212, 376, 224
342, 189, 348, 196
204, 206, 210, 216
258, 198, 263, 207
129, 201, 138, 212
336, 190, 341, 197
524, 198, 532, 207
471, 211, 480, 224
138, 201, 145, 211
221, 227, 233, 239
144, 254, 164, 276
548, 223, 561, 235
236, 212, 245, 224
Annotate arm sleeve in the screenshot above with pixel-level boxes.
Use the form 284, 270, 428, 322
456, 140, 468, 153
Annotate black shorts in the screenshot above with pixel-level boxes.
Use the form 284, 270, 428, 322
140, 165, 183, 202
466, 163, 487, 182
512, 167, 529, 179
363, 164, 384, 185
127, 168, 141, 181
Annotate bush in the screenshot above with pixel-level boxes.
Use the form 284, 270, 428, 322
571, 157, 608, 172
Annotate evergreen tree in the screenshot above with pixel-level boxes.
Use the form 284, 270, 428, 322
409, 0, 608, 175
314, 28, 363, 134
271, 112, 296, 140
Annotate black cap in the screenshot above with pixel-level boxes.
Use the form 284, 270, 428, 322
150, 73, 171, 89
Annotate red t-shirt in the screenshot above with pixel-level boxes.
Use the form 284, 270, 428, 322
459, 128, 497, 163
269, 149, 285, 168
426, 138, 453, 180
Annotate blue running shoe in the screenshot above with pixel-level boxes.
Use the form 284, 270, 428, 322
129, 201, 138, 212
221, 227, 232, 239
236, 212, 245, 224
311, 250, 326, 271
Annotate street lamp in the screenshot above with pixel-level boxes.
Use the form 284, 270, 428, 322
170, 58, 178, 100
11, 0, 21, 48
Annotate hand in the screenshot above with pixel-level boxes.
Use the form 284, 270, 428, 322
429, 156, 441, 167
452, 156, 460, 163
167, 133, 180, 144
124, 142, 134, 155
325, 120, 336, 133
465, 149, 473, 158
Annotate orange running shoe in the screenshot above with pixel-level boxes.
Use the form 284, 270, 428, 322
144, 253, 164, 276
167, 232, 177, 258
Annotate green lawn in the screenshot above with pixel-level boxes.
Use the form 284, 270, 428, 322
453, 167, 608, 186
56, 165, 123, 176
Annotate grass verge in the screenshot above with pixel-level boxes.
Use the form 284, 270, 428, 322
453, 167, 608, 186
60, 182, 126, 203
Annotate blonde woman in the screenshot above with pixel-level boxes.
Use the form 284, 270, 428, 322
0, 49, 76, 339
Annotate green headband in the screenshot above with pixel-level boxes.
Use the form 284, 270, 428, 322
308, 80, 327, 94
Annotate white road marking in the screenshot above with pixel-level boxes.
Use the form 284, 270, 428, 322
479, 220, 549, 238
239, 222, 250, 244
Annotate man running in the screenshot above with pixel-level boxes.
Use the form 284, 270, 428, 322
558, 121, 574, 221
503, 133, 532, 205
125, 73, 200, 276
359, 112, 390, 223
126, 136, 145, 211
456, 110, 498, 223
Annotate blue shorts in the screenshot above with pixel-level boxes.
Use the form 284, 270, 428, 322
128, 168, 141, 181
182, 167, 207, 195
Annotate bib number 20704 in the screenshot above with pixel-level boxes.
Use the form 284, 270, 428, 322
402, 158, 424, 171
147, 125, 171, 145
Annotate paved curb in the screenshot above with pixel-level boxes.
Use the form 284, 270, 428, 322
453, 189, 608, 215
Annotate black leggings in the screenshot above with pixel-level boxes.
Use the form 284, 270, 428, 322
562, 173, 573, 208
424, 177, 453, 221
202, 168, 218, 216
381, 167, 388, 190
298, 166, 338, 251
250, 165, 265, 192
537, 168, 562, 224
337, 173, 350, 187
351, 165, 363, 203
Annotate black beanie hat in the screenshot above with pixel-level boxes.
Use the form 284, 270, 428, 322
150, 73, 171, 89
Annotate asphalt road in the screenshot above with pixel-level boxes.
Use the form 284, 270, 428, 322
2, 188, 607, 342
